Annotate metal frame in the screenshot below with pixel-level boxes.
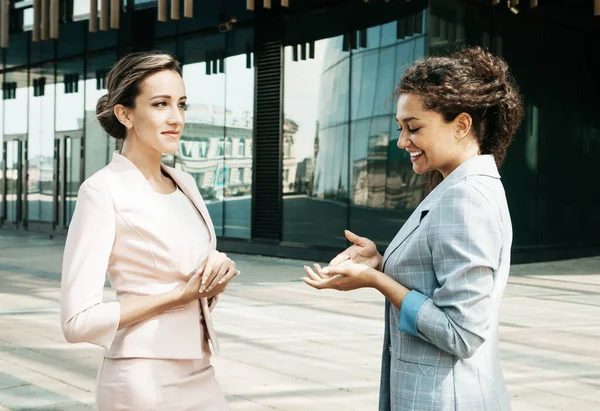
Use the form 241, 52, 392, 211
1, 134, 27, 228
53, 130, 84, 231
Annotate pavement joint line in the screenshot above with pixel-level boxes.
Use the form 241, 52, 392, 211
0, 351, 94, 394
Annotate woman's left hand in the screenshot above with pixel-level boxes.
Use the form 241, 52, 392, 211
302, 260, 378, 291
198, 250, 239, 294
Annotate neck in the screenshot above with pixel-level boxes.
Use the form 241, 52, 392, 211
439, 144, 481, 179
120, 135, 165, 182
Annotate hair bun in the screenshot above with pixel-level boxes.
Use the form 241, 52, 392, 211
455, 47, 508, 84
96, 93, 126, 140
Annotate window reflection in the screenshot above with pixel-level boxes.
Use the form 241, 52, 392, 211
282, 36, 350, 248
283, 16, 428, 248
57, 60, 85, 226
349, 30, 428, 245
85, 53, 117, 179
223, 53, 253, 239
3, 70, 27, 224
180, 50, 226, 236
28, 65, 55, 223
177, 33, 254, 239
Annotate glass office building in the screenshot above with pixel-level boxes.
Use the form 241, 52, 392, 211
0, 0, 599, 263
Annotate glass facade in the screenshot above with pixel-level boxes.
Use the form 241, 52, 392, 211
0, 0, 598, 262
282, 17, 427, 249
428, 0, 600, 257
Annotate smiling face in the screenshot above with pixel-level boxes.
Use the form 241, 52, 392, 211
122, 69, 187, 155
395, 93, 478, 178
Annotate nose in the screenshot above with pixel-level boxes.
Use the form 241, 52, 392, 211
168, 105, 184, 126
397, 129, 410, 149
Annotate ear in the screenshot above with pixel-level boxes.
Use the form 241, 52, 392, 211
453, 112, 472, 141
114, 104, 132, 130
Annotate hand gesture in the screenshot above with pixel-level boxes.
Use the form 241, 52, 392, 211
329, 230, 382, 270
198, 250, 239, 295
302, 260, 378, 292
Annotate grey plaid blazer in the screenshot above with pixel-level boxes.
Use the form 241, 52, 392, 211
379, 155, 512, 411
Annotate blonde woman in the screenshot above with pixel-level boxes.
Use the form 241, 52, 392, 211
60, 51, 237, 410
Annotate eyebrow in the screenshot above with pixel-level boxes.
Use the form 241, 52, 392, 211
150, 95, 187, 100
396, 116, 420, 123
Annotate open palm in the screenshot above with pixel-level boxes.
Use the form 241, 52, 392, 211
329, 230, 382, 270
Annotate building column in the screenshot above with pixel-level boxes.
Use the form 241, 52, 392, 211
251, 9, 283, 241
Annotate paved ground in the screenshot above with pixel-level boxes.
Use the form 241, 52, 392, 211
0, 230, 599, 410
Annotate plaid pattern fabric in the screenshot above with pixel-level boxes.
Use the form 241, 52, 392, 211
378, 156, 512, 411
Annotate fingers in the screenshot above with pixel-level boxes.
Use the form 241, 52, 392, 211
329, 253, 350, 267
302, 271, 342, 290
344, 229, 364, 246
206, 259, 231, 291
201, 253, 217, 289
302, 276, 325, 289
187, 270, 202, 288
303, 265, 321, 282
200, 251, 227, 293
217, 265, 238, 286
313, 263, 331, 279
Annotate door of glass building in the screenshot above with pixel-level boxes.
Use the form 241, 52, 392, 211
1, 135, 27, 227
53, 131, 83, 229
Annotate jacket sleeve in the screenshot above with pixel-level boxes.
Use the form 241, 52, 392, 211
398, 181, 503, 359
60, 180, 120, 349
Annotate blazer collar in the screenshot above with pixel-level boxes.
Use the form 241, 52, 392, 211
418, 154, 499, 211
109, 151, 217, 249
382, 155, 499, 268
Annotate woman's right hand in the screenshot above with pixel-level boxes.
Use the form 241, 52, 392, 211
176, 271, 204, 305
176, 268, 232, 305
329, 230, 383, 270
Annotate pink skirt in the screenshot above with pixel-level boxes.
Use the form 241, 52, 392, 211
95, 357, 229, 411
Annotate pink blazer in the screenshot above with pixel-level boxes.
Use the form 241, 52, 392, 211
60, 152, 220, 359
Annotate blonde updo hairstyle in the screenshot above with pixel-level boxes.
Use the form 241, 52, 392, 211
96, 51, 182, 140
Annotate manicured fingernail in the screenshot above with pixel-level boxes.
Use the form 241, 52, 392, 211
218, 278, 225, 284
199, 285, 206, 293
322, 268, 330, 274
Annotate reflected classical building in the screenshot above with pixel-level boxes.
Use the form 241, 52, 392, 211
176, 104, 254, 201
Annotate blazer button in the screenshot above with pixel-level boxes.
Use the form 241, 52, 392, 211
389, 345, 392, 354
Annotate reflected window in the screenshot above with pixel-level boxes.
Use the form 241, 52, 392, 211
237, 139, 246, 157
28, 65, 55, 223
57, 60, 85, 226
85, 54, 116, 179
179, 34, 227, 236
348, 17, 428, 247
223, 50, 254, 238
225, 137, 233, 157
282, 35, 350, 247
283, 15, 428, 249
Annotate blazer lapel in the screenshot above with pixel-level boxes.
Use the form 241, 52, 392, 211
161, 164, 221, 355
382, 155, 500, 272
161, 164, 217, 251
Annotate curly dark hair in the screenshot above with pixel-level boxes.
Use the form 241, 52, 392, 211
395, 46, 524, 188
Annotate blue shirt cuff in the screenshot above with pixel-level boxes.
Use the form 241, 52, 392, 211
398, 290, 428, 336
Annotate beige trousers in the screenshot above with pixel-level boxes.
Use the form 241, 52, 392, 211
95, 357, 229, 410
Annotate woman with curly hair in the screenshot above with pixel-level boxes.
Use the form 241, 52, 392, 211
303, 47, 523, 411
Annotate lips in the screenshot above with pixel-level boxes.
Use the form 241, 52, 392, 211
408, 150, 423, 162
162, 131, 180, 139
